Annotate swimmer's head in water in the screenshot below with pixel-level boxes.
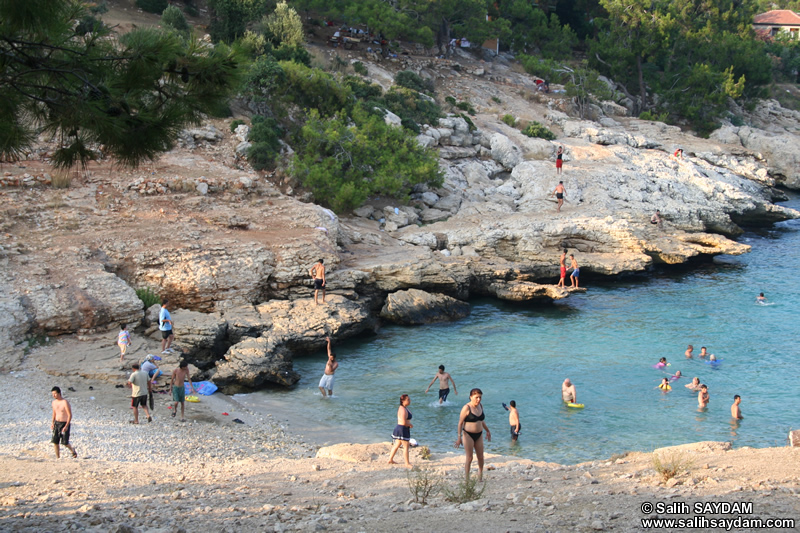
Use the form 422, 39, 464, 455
659, 357, 666, 363
709, 354, 716, 361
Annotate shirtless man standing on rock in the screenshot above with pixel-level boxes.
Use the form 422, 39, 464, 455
310, 258, 326, 306
170, 361, 196, 422
551, 181, 566, 213
51, 387, 77, 459
557, 249, 567, 288
318, 337, 338, 398
425, 365, 457, 404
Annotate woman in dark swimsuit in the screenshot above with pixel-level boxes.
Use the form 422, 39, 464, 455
388, 394, 413, 467
454, 388, 491, 481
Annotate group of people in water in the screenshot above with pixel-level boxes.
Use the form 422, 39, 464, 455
654, 345, 743, 418
385, 365, 578, 479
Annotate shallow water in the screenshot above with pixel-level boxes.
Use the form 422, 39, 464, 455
242, 196, 800, 464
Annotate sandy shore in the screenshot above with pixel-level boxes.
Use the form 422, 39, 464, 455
2, 337, 799, 532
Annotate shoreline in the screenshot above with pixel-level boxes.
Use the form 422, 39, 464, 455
3, 364, 800, 532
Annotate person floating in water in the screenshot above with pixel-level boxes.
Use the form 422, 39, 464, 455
699, 346, 711, 358
757, 292, 766, 303
562, 378, 577, 404
685, 377, 702, 391
685, 344, 694, 358
425, 365, 457, 404
657, 377, 671, 391
731, 395, 743, 419
503, 401, 520, 442
670, 370, 682, 381
698, 384, 709, 409
655, 357, 668, 368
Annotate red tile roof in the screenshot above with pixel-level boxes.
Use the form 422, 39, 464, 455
754, 10, 800, 26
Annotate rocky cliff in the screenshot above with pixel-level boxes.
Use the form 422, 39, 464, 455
2, 50, 798, 390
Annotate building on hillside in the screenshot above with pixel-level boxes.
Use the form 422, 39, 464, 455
753, 10, 800, 40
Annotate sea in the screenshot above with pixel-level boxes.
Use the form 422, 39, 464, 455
237, 194, 800, 465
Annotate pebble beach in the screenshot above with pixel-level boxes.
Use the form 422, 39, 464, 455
2, 340, 800, 533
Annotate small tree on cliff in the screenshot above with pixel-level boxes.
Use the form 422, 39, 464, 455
0, 0, 241, 168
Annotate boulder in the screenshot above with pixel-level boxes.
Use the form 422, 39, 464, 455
790, 429, 800, 447
212, 336, 300, 393
490, 133, 522, 169
380, 288, 470, 325
169, 309, 229, 369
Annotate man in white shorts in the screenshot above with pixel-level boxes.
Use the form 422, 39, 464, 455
318, 337, 338, 398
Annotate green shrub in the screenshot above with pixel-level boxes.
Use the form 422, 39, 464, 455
445, 96, 457, 106
457, 113, 476, 132
344, 76, 382, 100
247, 116, 282, 170
443, 474, 486, 503
135, 0, 167, 15
395, 70, 434, 94
729, 114, 744, 127
652, 451, 694, 482
407, 469, 441, 505
230, 119, 246, 132
382, 86, 442, 129
161, 5, 190, 34
248, 142, 279, 170
135, 287, 161, 308
292, 107, 443, 213
502, 114, 516, 127
639, 110, 669, 122
491, 96, 501, 104
519, 55, 567, 84
90, 1, 109, 15
353, 61, 368, 76
271, 44, 311, 66
184, 4, 199, 17
455, 101, 476, 115
521, 121, 556, 140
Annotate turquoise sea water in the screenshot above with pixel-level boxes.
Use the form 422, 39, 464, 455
244, 196, 800, 465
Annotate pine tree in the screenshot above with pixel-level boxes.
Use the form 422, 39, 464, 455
0, 0, 241, 168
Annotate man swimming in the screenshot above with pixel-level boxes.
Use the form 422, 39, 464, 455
685, 344, 693, 358
699, 346, 711, 358
425, 365, 457, 404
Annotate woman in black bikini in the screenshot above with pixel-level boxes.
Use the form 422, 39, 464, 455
388, 394, 413, 468
454, 388, 491, 481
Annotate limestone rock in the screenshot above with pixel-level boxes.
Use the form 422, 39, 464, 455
790, 429, 800, 447
380, 288, 470, 325
490, 133, 522, 169
170, 309, 229, 369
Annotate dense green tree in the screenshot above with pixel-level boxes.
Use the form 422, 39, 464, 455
161, 5, 191, 35
264, 1, 304, 47
291, 107, 442, 213
0, 0, 241, 168
563, 65, 613, 119
208, 0, 272, 42
496, 0, 577, 58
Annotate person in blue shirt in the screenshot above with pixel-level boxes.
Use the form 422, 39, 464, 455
159, 299, 174, 354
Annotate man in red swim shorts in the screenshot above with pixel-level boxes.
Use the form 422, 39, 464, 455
557, 249, 567, 287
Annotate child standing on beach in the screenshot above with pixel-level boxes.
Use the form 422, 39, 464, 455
118, 324, 132, 363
